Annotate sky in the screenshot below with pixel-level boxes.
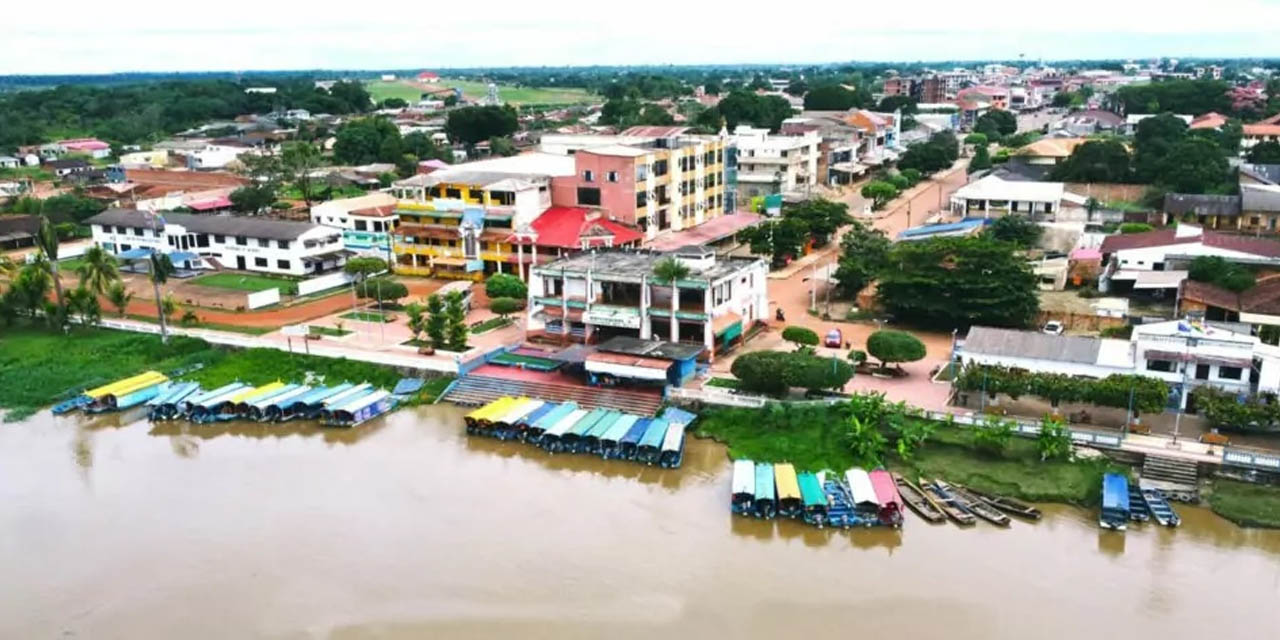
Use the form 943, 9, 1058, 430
4, 0, 1280, 75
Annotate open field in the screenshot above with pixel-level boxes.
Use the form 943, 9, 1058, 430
365, 81, 429, 104
190, 273, 299, 295
365, 79, 595, 106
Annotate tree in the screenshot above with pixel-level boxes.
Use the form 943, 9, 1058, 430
737, 217, 807, 268
381, 97, 408, 109
1047, 139, 1131, 183
402, 131, 450, 163
803, 85, 858, 111
1037, 416, 1073, 461
344, 256, 388, 280
105, 280, 133, 317
488, 136, 518, 157
280, 141, 324, 206
891, 418, 935, 461
973, 416, 1015, 456
877, 95, 917, 115
75, 245, 119, 296
714, 90, 794, 131
1119, 222, 1154, 234
782, 198, 852, 247
65, 285, 101, 326
900, 168, 922, 185
847, 414, 887, 468
652, 256, 691, 336
485, 272, 527, 300
897, 131, 958, 175
964, 133, 989, 146
160, 291, 179, 323
968, 144, 993, 174
791, 355, 854, 391
445, 105, 518, 146
34, 216, 63, 311
974, 110, 1016, 139
1155, 137, 1230, 194
731, 351, 796, 395
355, 277, 408, 304
490, 297, 522, 320
984, 215, 1043, 248
229, 185, 276, 214
785, 79, 808, 97
1247, 141, 1280, 164
333, 117, 403, 165
147, 253, 175, 342
405, 302, 426, 343
876, 236, 1039, 330
1133, 113, 1189, 183
444, 290, 468, 351
424, 293, 447, 348
781, 326, 820, 349
834, 220, 890, 298
5, 263, 51, 318
860, 180, 899, 210
865, 330, 926, 368
327, 80, 373, 113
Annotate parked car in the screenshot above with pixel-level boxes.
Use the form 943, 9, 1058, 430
824, 328, 843, 348
1042, 321, 1064, 335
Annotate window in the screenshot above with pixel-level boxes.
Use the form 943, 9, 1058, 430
278, 240, 290, 249
254, 257, 268, 268
636, 190, 648, 208
258, 238, 269, 248
1195, 364, 1210, 380
133, 227, 143, 236
577, 187, 601, 206
653, 159, 669, 176
1218, 366, 1243, 380
445, 188, 462, 199
236, 236, 247, 246
277, 259, 290, 270
196, 234, 209, 248
1146, 359, 1175, 372
606, 171, 619, 183
636, 165, 649, 181
355, 220, 368, 231
214, 234, 225, 243
583, 170, 594, 182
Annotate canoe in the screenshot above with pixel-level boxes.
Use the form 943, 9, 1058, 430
1141, 488, 1181, 528
255, 385, 314, 422
619, 418, 652, 460
774, 463, 802, 519
636, 419, 670, 465
941, 481, 1010, 526
1100, 473, 1130, 531
921, 478, 976, 526
658, 422, 686, 469
1128, 483, 1151, 523
868, 469, 905, 528
797, 471, 828, 527
960, 485, 1043, 520
527, 402, 577, 445
892, 473, 946, 524
731, 459, 755, 515
753, 462, 776, 519
599, 414, 638, 459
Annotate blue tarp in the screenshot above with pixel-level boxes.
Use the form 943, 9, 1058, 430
1102, 473, 1130, 511
168, 251, 200, 264
116, 248, 153, 260
897, 217, 991, 240
660, 406, 697, 427
392, 378, 425, 395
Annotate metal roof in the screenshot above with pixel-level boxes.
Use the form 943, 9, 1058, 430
962, 326, 1102, 365
87, 208, 325, 241
595, 336, 704, 361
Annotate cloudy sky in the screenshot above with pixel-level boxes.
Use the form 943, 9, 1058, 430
4, 0, 1280, 75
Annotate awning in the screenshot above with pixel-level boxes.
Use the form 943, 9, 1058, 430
431, 256, 467, 267
116, 248, 153, 260
713, 311, 743, 338
585, 352, 671, 381
168, 251, 200, 264
1132, 270, 1188, 290
831, 162, 868, 174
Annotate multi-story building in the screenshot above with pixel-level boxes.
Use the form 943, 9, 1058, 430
728, 125, 820, 203
310, 192, 400, 259
525, 246, 768, 358
86, 208, 347, 276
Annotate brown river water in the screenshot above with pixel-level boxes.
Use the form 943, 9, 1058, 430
3, 404, 1279, 639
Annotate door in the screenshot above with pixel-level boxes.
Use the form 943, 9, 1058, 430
236, 255, 246, 270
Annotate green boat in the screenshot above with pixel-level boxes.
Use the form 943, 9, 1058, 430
798, 471, 829, 527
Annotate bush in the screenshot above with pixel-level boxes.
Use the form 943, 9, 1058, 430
355, 277, 408, 303
489, 296, 524, 319
865, 330, 926, 367
848, 349, 867, 364
1100, 325, 1132, 339
973, 416, 1015, 456
781, 325, 820, 349
1119, 222, 1154, 234
485, 273, 527, 300
730, 350, 854, 395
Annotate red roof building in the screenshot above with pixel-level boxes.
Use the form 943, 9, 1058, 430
510, 206, 643, 250
416, 71, 440, 83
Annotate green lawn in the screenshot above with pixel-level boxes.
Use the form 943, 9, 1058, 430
190, 273, 299, 295
365, 80, 429, 104
470, 316, 512, 334
0, 166, 54, 182
341, 310, 394, 323
309, 325, 353, 337
57, 257, 87, 273
365, 79, 595, 106
706, 377, 740, 389
1210, 480, 1280, 528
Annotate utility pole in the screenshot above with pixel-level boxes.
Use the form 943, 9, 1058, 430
824, 257, 833, 316
1172, 335, 1194, 447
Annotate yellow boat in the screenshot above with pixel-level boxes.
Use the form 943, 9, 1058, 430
85, 371, 170, 412
464, 396, 516, 432
774, 463, 803, 518
85, 371, 168, 400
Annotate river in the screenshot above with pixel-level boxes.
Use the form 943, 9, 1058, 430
2, 404, 1279, 638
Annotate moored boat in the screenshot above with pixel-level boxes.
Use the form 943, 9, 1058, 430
1099, 473, 1130, 531
311, 383, 374, 421
562, 408, 606, 454
1140, 487, 1181, 528
731, 459, 756, 516
636, 419, 670, 465
922, 478, 976, 526
753, 462, 777, 519
466, 396, 516, 435
618, 417, 651, 460
541, 408, 588, 453
527, 402, 577, 445
774, 463, 802, 519
942, 481, 1011, 526
821, 472, 859, 528
868, 469, 905, 528
283, 383, 351, 422
189, 383, 253, 424
255, 385, 314, 422
658, 421, 686, 469
85, 371, 170, 413
323, 389, 395, 427
892, 473, 945, 524
242, 383, 301, 422
599, 414, 637, 459
494, 399, 545, 441
513, 402, 558, 442
582, 410, 621, 454
844, 468, 881, 523
1128, 483, 1151, 523
147, 382, 202, 421
797, 471, 828, 527
229, 382, 288, 419
960, 485, 1043, 520
181, 382, 249, 421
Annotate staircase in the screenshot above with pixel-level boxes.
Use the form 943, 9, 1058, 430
1140, 455, 1200, 502
442, 374, 664, 416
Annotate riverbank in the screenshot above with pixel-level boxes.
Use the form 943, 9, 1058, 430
1208, 480, 1280, 528
0, 325, 450, 420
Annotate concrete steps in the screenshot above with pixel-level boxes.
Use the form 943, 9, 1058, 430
1140, 454, 1200, 502
442, 375, 663, 416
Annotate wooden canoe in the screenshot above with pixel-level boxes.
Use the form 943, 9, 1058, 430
921, 478, 976, 526
892, 472, 945, 524
959, 485, 1043, 520
941, 482, 1011, 527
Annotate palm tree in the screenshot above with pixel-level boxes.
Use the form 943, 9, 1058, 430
76, 246, 120, 296
147, 253, 175, 342
66, 286, 101, 326
34, 216, 63, 310
105, 281, 134, 317
651, 256, 691, 342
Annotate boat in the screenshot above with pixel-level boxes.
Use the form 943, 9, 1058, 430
731, 459, 756, 516
562, 409, 607, 454
282, 384, 352, 422
1141, 487, 1181, 528
85, 371, 170, 413
323, 389, 395, 427
541, 408, 588, 453
844, 468, 881, 521
892, 473, 946, 524
636, 418, 670, 465
797, 471, 828, 527
658, 422, 686, 469
243, 384, 304, 422
51, 395, 91, 415
1099, 473, 1130, 531
753, 462, 777, 519
513, 402, 559, 442
582, 411, 621, 455
942, 482, 1011, 526
230, 382, 288, 419
599, 414, 637, 459
491, 398, 540, 441
774, 463, 803, 519
147, 382, 202, 421
469, 396, 518, 436
254, 385, 313, 422
189, 383, 254, 424
215, 382, 284, 421
179, 382, 249, 420
821, 472, 860, 528
960, 485, 1043, 520
527, 402, 577, 445
312, 383, 374, 421
868, 469, 905, 528
618, 417, 652, 460
921, 478, 976, 526
1128, 483, 1151, 523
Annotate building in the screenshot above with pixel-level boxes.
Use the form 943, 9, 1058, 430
86, 209, 347, 276
117, 150, 170, 169
729, 125, 820, 202
957, 86, 1009, 111
0, 155, 20, 169
417, 71, 441, 84
310, 192, 401, 258
0, 215, 40, 251
1189, 112, 1228, 130
948, 175, 1085, 219
1240, 164, 1280, 187
525, 246, 768, 358
1243, 124, 1280, 152
1011, 137, 1089, 174
46, 158, 91, 178
897, 218, 991, 242
56, 138, 112, 159
1099, 224, 1280, 294
1180, 278, 1280, 327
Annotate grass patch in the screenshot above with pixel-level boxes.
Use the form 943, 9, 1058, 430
309, 325, 352, 337
190, 273, 299, 295
470, 316, 512, 334
420, 375, 456, 404
0, 166, 55, 181
57, 257, 87, 273
365, 80, 429, 103
444, 79, 595, 105
706, 377, 740, 389
1209, 480, 1280, 528
184, 345, 404, 391
341, 310, 394, 323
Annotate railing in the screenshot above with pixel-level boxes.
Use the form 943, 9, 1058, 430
668, 386, 766, 408
1222, 447, 1280, 471
917, 409, 1123, 448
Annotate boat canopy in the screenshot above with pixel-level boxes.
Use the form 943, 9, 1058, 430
797, 472, 827, 509
499, 399, 545, 425
321, 383, 373, 408
532, 403, 577, 431
466, 397, 507, 421
638, 418, 669, 450
184, 382, 249, 408
197, 384, 253, 409
845, 468, 879, 508
294, 384, 351, 407
241, 381, 289, 405
621, 418, 651, 445
754, 463, 777, 502
519, 403, 559, 427
474, 396, 519, 423
569, 409, 607, 437
263, 385, 313, 409
660, 422, 686, 453
85, 371, 167, 400
587, 411, 621, 439
732, 460, 756, 497
602, 414, 637, 445
1102, 473, 1130, 512
868, 470, 903, 511
150, 381, 200, 406
229, 382, 281, 405
545, 409, 588, 438
774, 463, 801, 501
333, 389, 391, 415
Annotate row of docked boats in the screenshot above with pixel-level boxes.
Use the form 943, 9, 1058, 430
463, 397, 692, 468
891, 474, 1042, 527
54, 372, 395, 428
1100, 473, 1181, 531
731, 461, 904, 529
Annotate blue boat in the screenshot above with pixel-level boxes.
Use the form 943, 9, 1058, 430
148, 382, 202, 421
526, 402, 577, 445
323, 389, 395, 427
561, 409, 606, 454
255, 385, 314, 422
307, 383, 372, 420
51, 395, 91, 415
599, 415, 638, 459
516, 403, 559, 442
822, 473, 861, 529
636, 419, 670, 465
1141, 488, 1181, 527
753, 462, 777, 519
189, 383, 253, 424
280, 384, 350, 422
1100, 473, 1130, 531
244, 384, 304, 422
618, 418, 652, 460
179, 383, 249, 420
658, 422, 686, 469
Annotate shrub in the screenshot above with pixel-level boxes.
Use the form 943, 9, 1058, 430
355, 277, 408, 304
973, 416, 1015, 456
781, 325, 820, 349
485, 273, 527, 300
848, 349, 867, 364
865, 330, 926, 367
730, 350, 853, 395
1119, 222, 1154, 234
489, 296, 523, 319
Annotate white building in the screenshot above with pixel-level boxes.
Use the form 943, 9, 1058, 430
525, 247, 768, 357
86, 209, 347, 276
730, 125, 820, 202
949, 175, 1086, 218
1124, 114, 1193, 135
310, 192, 400, 258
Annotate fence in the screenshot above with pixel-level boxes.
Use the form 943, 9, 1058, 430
668, 386, 766, 408
1222, 447, 1280, 472
297, 272, 353, 297
246, 288, 281, 310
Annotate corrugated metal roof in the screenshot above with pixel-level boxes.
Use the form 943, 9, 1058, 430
963, 326, 1102, 365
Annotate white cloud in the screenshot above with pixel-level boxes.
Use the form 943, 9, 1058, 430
3, 0, 1280, 74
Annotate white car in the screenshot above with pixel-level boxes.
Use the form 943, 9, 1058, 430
1042, 321, 1064, 336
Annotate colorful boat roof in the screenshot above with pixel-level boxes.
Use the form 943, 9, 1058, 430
499, 398, 545, 425
733, 459, 756, 496
569, 408, 607, 436
333, 389, 391, 414
797, 472, 827, 508
621, 417, 651, 444
196, 383, 254, 408
321, 383, 373, 408
660, 422, 686, 453
774, 463, 801, 501
467, 396, 512, 421
230, 382, 284, 404
85, 370, 167, 399
243, 382, 294, 407
602, 414, 638, 444
868, 469, 903, 510
1103, 473, 1130, 511
587, 411, 622, 438
638, 418, 669, 449
295, 384, 351, 407
185, 382, 249, 407
845, 468, 878, 506
545, 408, 588, 437
520, 402, 559, 427
754, 463, 776, 501
263, 385, 313, 409
149, 381, 201, 406
533, 402, 578, 430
